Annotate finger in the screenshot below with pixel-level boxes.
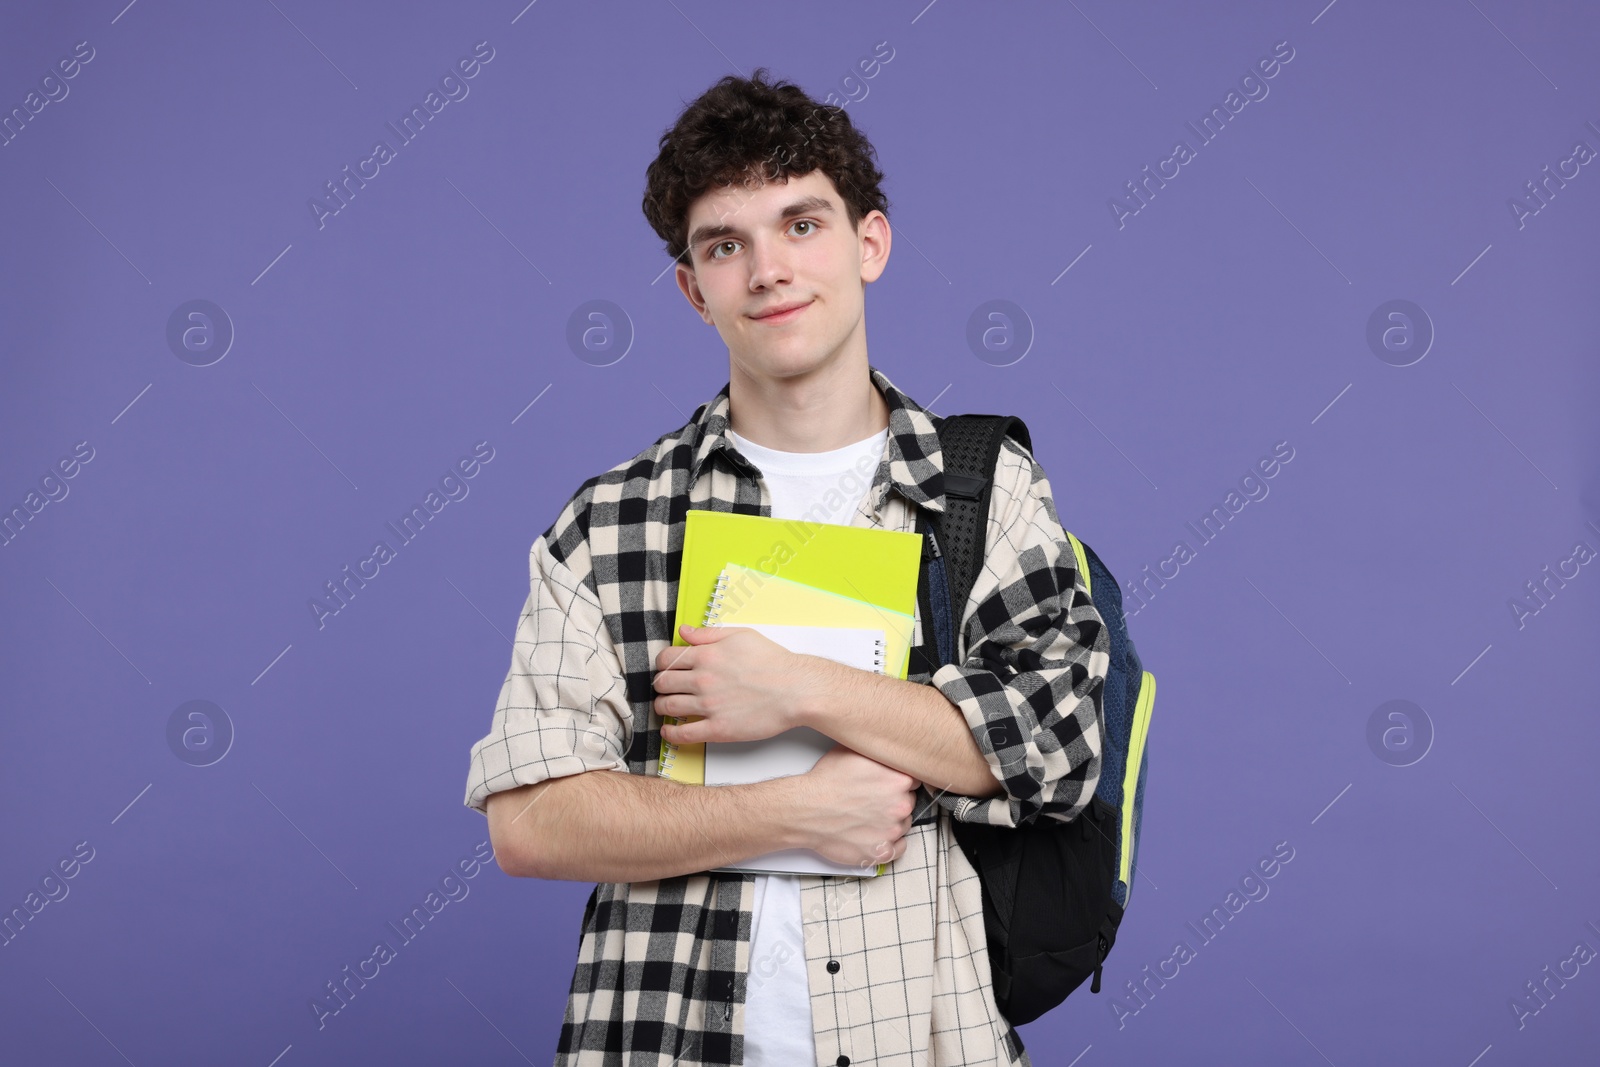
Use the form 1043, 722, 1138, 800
661, 715, 707, 745
684, 622, 740, 642
651, 670, 694, 695
656, 644, 696, 671
654, 694, 693, 719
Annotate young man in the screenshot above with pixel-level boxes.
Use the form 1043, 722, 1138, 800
463, 69, 1108, 1066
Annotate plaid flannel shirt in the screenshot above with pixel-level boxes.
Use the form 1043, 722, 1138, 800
464, 364, 1109, 1066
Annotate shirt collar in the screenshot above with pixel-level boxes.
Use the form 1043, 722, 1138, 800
686, 363, 947, 517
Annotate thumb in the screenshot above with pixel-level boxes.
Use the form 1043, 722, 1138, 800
680, 622, 732, 642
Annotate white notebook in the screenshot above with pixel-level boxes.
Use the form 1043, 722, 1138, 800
701, 621, 888, 877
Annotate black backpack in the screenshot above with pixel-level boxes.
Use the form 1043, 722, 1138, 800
909, 413, 1156, 1026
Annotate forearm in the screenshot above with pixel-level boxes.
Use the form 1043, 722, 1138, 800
797, 656, 1003, 801
490, 768, 811, 883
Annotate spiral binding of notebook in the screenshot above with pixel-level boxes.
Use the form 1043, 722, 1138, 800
658, 726, 688, 779
704, 569, 735, 625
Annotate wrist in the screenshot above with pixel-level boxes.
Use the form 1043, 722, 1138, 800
759, 773, 817, 852
789, 653, 841, 733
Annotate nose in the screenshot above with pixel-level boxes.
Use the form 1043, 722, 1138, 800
746, 234, 793, 292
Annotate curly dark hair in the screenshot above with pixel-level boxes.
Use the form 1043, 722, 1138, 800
641, 67, 890, 266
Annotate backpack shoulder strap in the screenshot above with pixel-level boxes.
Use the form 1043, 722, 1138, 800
928, 412, 1033, 653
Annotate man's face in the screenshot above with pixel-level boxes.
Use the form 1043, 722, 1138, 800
675, 169, 889, 381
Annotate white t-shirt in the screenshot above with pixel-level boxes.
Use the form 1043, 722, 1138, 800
725, 423, 889, 1066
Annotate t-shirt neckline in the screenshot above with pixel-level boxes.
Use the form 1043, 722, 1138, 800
726, 425, 887, 476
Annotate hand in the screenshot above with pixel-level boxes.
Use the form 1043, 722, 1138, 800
653, 624, 825, 745
791, 746, 919, 872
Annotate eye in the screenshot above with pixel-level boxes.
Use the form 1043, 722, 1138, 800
706, 220, 818, 261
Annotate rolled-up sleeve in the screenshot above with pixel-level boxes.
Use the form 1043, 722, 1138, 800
463, 533, 632, 815
931, 440, 1109, 828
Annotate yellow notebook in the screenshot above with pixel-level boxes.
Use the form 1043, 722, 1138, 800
656, 510, 923, 875
660, 511, 923, 777
708, 563, 916, 679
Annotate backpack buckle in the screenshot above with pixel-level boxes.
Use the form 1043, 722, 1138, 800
944, 472, 985, 500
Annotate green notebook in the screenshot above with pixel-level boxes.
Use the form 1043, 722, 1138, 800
657, 509, 923, 874
674, 510, 924, 635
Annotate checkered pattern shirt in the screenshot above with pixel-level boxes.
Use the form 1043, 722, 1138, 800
464, 364, 1109, 1066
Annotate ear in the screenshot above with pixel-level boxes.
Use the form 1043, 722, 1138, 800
674, 262, 713, 324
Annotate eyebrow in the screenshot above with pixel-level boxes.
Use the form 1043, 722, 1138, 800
686, 195, 837, 256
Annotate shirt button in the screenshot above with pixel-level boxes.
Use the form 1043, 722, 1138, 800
836, 1057, 850, 1067
826, 960, 840, 974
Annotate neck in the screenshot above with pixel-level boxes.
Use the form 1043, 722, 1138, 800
726, 354, 889, 453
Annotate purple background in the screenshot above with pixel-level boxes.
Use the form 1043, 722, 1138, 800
3, 1, 1597, 1064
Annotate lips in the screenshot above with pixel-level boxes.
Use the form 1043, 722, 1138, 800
751, 300, 811, 321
